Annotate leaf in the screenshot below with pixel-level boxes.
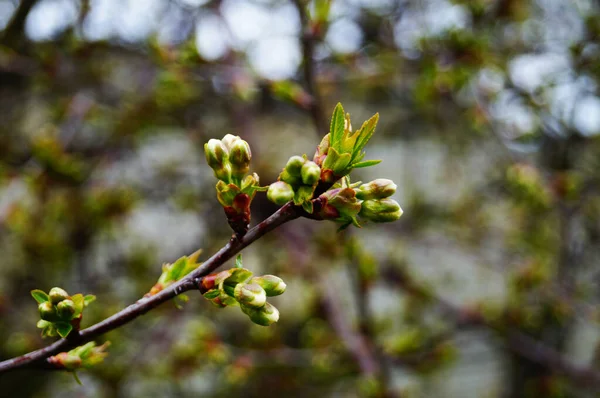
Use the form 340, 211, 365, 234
329, 103, 345, 149
31, 290, 49, 304
352, 113, 379, 159
72, 371, 82, 385
224, 268, 253, 285
323, 147, 351, 174
57, 322, 73, 338
71, 294, 84, 315
168, 257, 188, 281
302, 200, 314, 214
203, 290, 220, 299
235, 254, 243, 269
352, 159, 382, 168
83, 295, 96, 307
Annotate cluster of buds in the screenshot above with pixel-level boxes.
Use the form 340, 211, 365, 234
205, 134, 266, 236
313, 103, 381, 183
267, 155, 322, 212
199, 265, 286, 326
48, 341, 110, 372
315, 178, 402, 229
146, 249, 202, 297
31, 287, 96, 338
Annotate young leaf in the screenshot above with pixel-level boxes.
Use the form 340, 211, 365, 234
31, 290, 49, 304
352, 159, 382, 168
329, 103, 345, 149
72, 371, 82, 385
83, 295, 96, 306
71, 294, 84, 315
235, 254, 243, 269
57, 323, 73, 338
352, 113, 379, 159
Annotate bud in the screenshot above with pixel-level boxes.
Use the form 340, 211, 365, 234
359, 198, 403, 222
204, 139, 228, 169
56, 299, 76, 320
39, 301, 57, 321
285, 156, 305, 176
355, 179, 397, 200
280, 169, 302, 186
220, 134, 238, 150
49, 287, 69, 304
267, 181, 295, 205
241, 302, 280, 326
251, 275, 286, 296
317, 188, 361, 221
234, 283, 267, 308
229, 139, 252, 179
301, 161, 321, 185
49, 352, 82, 370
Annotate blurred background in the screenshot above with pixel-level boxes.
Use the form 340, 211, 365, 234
1, 0, 600, 396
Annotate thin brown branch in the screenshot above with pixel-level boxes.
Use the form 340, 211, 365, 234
292, 0, 328, 135
0, 203, 301, 374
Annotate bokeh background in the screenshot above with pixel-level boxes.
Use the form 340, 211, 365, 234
1, 0, 600, 396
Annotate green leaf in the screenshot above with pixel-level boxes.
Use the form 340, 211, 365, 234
72, 371, 82, 385
235, 254, 243, 269
329, 103, 345, 149
352, 113, 379, 159
203, 290, 220, 299
224, 268, 253, 285
323, 147, 351, 174
71, 294, 84, 316
302, 200, 314, 214
83, 295, 96, 306
31, 290, 49, 304
56, 322, 73, 338
168, 257, 188, 281
352, 159, 382, 168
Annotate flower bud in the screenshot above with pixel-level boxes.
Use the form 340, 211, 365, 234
241, 302, 280, 326
280, 169, 302, 186
220, 134, 238, 150
251, 275, 286, 296
234, 283, 267, 308
229, 139, 251, 179
204, 139, 228, 169
285, 156, 305, 176
267, 181, 294, 205
57, 299, 76, 320
359, 198, 403, 222
39, 301, 57, 321
49, 352, 82, 370
49, 287, 69, 304
318, 188, 361, 221
301, 161, 321, 185
355, 179, 397, 200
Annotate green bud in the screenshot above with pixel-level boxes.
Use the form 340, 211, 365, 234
359, 198, 403, 222
39, 301, 57, 321
241, 302, 280, 326
49, 287, 69, 304
56, 299, 76, 320
355, 179, 397, 200
318, 187, 362, 221
267, 181, 295, 205
234, 283, 267, 308
251, 275, 286, 296
301, 161, 321, 185
285, 156, 306, 176
214, 163, 232, 183
229, 139, 251, 179
204, 139, 229, 169
280, 169, 302, 186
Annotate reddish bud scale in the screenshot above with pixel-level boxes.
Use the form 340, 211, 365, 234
145, 283, 164, 297
223, 193, 252, 236
200, 274, 218, 293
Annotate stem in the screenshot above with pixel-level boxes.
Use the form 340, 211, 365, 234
0, 203, 300, 374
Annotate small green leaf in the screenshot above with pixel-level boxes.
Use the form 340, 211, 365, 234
72, 371, 82, 385
31, 290, 49, 304
224, 268, 253, 285
235, 254, 243, 269
352, 113, 379, 159
329, 103, 345, 149
302, 200, 314, 214
83, 295, 96, 306
352, 159, 382, 168
71, 294, 84, 315
203, 290, 220, 299
57, 323, 73, 338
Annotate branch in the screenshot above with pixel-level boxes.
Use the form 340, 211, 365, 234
292, 0, 328, 135
0, 203, 301, 374
384, 267, 600, 390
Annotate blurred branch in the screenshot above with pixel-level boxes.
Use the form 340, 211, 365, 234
292, 0, 327, 135
0, 202, 301, 373
0, 0, 39, 47
384, 267, 600, 390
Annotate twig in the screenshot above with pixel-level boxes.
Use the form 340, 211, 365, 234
0, 203, 301, 374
